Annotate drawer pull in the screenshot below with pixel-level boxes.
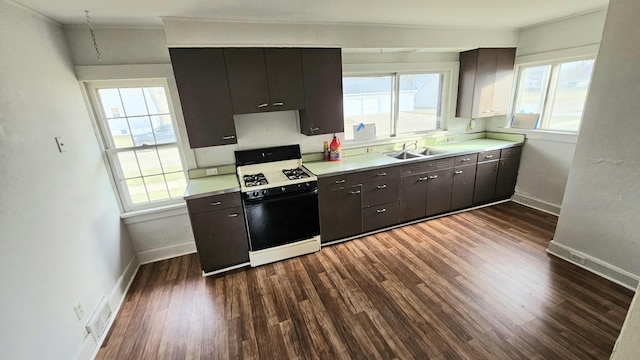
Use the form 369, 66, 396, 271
310, 127, 320, 132
210, 201, 222, 206
377, 172, 387, 176
335, 179, 346, 184
257, 103, 269, 108
418, 176, 429, 181
428, 175, 438, 180
228, 213, 239, 218
272, 102, 284, 106
485, 155, 494, 159
222, 135, 236, 140
350, 190, 361, 195
461, 158, 471, 162
376, 184, 387, 189
376, 208, 387, 213
454, 170, 464, 175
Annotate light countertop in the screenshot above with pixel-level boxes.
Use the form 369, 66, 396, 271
183, 174, 240, 200
304, 138, 523, 177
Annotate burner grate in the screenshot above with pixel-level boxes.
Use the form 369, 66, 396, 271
283, 168, 310, 180
243, 173, 268, 187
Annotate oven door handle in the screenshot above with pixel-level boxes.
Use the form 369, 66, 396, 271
243, 188, 318, 204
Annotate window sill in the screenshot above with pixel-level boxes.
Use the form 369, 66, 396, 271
121, 202, 188, 225
493, 127, 578, 144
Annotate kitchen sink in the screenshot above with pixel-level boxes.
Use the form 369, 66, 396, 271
384, 147, 449, 160
384, 151, 424, 160
411, 148, 449, 157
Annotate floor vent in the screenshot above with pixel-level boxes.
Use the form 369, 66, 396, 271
86, 298, 112, 342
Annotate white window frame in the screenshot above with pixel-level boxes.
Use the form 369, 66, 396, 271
509, 55, 596, 133
84, 78, 189, 213
342, 63, 455, 142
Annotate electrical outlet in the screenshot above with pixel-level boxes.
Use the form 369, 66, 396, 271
74, 302, 84, 320
367, 147, 376, 153
205, 167, 218, 176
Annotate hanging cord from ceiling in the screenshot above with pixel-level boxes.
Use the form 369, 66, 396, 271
85, 10, 103, 62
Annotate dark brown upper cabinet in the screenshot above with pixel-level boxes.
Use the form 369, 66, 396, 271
224, 48, 305, 114
456, 47, 516, 119
300, 48, 345, 136
169, 48, 237, 148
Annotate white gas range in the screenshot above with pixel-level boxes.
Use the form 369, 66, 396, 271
235, 145, 320, 267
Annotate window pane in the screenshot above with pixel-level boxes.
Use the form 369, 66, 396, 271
107, 118, 133, 148
125, 178, 149, 204
135, 148, 162, 176
514, 65, 551, 115
545, 60, 594, 131
116, 151, 141, 178
144, 87, 170, 115
343, 76, 393, 140
165, 172, 187, 198
397, 74, 442, 134
144, 175, 170, 201
158, 146, 183, 173
98, 89, 125, 119
119, 88, 149, 117
150, 115, 176, 145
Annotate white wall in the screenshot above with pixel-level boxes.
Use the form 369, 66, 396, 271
487, 10, 606, 214
0, 1, 136, 359
550, 0, 640, 289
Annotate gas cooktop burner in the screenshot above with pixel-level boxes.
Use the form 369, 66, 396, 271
283, 168, 310, 180
244, 173, 268, 187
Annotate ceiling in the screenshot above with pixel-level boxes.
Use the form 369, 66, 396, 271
14, 0, 608, 28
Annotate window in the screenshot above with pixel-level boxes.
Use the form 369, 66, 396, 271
343, 72, 444, 140
86, 80, 187, 211
512, 58, 595, 132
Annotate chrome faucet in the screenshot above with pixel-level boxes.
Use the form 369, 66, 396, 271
402, 141, 418, 151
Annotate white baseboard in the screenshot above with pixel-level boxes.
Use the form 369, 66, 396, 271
136, 241, 197, 265
76, 255, 140, 360
511, 193, 561, 216
547, 240, 639, 291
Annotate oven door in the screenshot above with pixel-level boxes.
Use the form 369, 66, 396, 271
243, 189, 320, 251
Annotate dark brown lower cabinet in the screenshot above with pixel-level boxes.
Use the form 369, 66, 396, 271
363, 201, 399, 232
473, 160, 499, 204
399, 173, 429, 222
189, 205, 249, 273
425, 168, 453, 217
495, 156, 521, 199
451, 164, 477, 210
318, 184, 363, 243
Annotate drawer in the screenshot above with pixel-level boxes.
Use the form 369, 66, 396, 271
477, 150, 501, 163
363, 201, 399, 232
501, 146, 522, 159
319, 172, 363, 190
401, 161, 435, 176
187, 192, 242, 214
362, 178, 400, 207
454, 153, 478, 166
360, 166, 401, 183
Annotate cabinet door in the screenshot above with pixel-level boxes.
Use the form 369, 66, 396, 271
190, 206, 249, 273
300, 48, 344, 135
472, 48, 499, 118
224, 48, 271, 114
426, 168, 453, 217
264, 48, 305, 111
491, 48, 517, 116
318, 185, 363, 243
473, 160, 499, 204
399, 173, 429, 222
169, 48, 236, 148
495, 156, 521, 200
451, 164, 477, 210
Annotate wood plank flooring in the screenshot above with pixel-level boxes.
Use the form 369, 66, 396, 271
97, 202, 634, 359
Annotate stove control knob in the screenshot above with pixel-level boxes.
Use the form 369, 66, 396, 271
253, 191, 259, 197
281, 186, 286, 192
262, 190, 268, 196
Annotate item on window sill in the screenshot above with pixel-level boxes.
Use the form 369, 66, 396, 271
323, 141, 329, 161
511, 113, 540, 129
329, 135, 341, 161
353, 122, 376, 141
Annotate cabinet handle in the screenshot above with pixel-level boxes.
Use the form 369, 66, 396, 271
335, 179, 346, 184
228, 213, 239, 218
310, 127, 320, 132
418, 176, 429, 181
454, 170, 463, 175
461, 158, 471, 162
485, 155, 494, 159
257, 103, 269, 108
377, 172, 387, 176
428, 175, 438, 180
482, 110, 493, 113
272, 102, 284, 106
350, 190, 361, 194
222, 135, 236, 140
210, 201, 222, 206
376, 208, 387, 213
376, 184, 387, 189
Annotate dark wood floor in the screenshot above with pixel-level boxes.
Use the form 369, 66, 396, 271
97, 202, 634, 359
